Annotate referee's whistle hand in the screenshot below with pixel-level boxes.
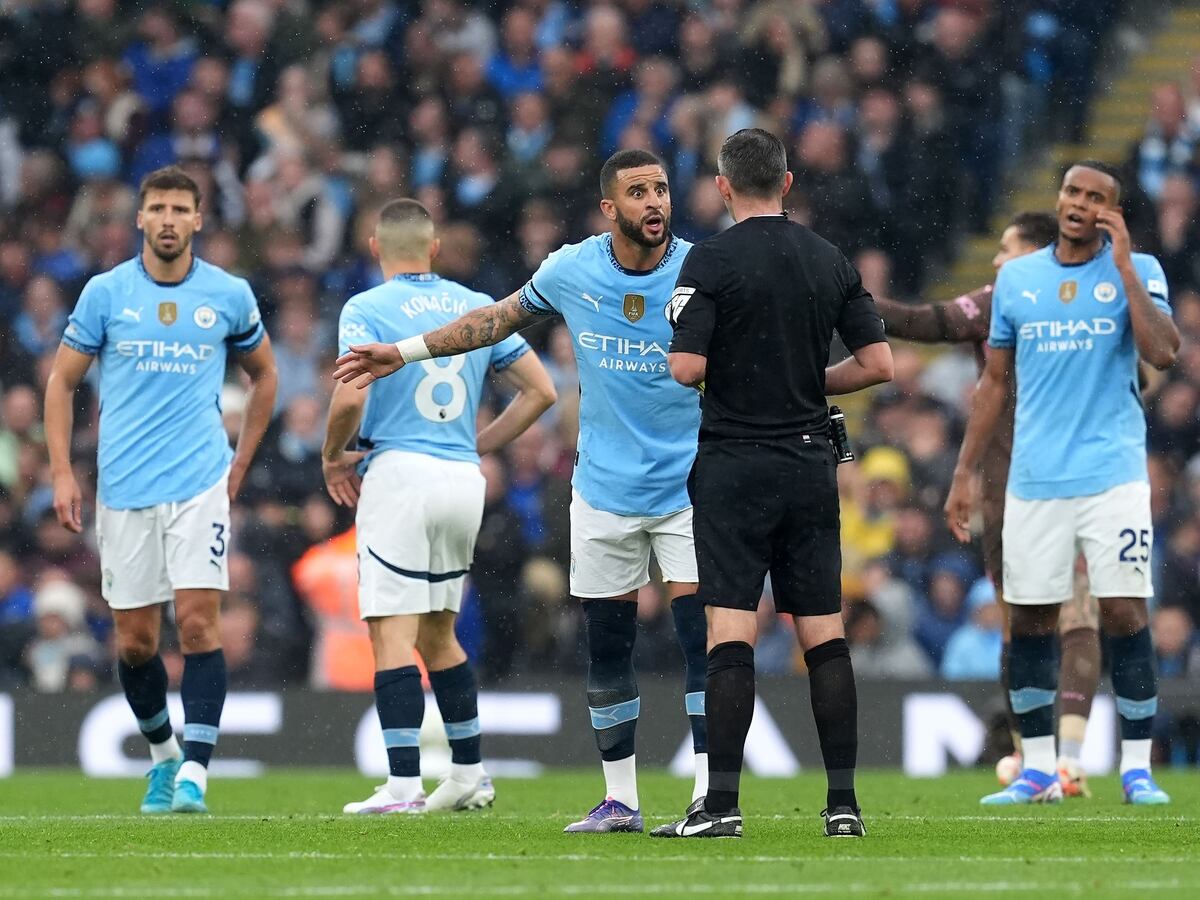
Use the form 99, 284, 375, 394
333, 343, 404, 389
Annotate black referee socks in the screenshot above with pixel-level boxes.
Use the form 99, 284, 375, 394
805, 638, 859, 811
704, 640, 756, 814
582, 599, 640, 762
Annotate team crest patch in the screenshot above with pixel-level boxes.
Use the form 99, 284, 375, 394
1094, 281, 1118, 303
1059, 280, 1077, 303
193, 306, 217, 329
158, 302, 178, 325
623, 293, 645, 322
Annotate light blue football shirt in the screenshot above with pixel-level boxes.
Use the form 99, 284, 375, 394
989, 242, 1171, 500
338, 273, 530, 466
518, 233, 700, 517
63, 256, 265, 509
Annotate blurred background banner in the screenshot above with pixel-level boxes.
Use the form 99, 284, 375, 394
5, 680, 1199, 778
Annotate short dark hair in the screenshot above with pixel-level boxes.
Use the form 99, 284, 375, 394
599, 149, 665, 198
138, 165, 201, 209
1068, 159, 1124, 202
717, 128, 788, 199
375, 198, 434, 259
378, 198, 431, 226
1008, 211, 1057, 249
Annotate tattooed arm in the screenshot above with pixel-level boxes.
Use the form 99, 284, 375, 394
332, 291, 545, 388
425, 293, 540, 356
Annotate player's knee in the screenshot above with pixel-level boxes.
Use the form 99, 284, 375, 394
116, 630, 158, 666
1100, 599, 1148, 637
176, 610, 220, 653
415, 628, 461, 667
1010, 605, 1057, 637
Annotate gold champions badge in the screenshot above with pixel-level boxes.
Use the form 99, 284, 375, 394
623, 293, 645, 322
1059, 281, 1077, 303
158, 302, 178, 325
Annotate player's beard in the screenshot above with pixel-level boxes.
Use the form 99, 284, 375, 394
148, 231, 192, 263
614, 207, 670, 249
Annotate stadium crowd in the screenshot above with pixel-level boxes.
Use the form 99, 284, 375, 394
1, 0, 1197, 698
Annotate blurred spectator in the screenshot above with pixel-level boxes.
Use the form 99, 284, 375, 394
1131, 82, 1199, 202
940, 579, 1004, 680
488, 6, 545, 99
25, 579, 103, 692
792, 121, 878, 254
846, 599, 933, 679
122, 5, 198, 119
914, 552, 976, 666
1154, 604, 1200, 677
13, 277, 68, 359
339, 50, 407, 152
842, 447, 910, 568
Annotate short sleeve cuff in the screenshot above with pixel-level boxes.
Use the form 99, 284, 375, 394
61, 335, 99, 355
492, 344, 530, 371
668, 336, 709, 356
518, 282, 557, 316
987, 338, 1015, 350
838, 312, 887, 351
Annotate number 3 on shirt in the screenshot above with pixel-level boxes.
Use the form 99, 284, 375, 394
415, 357, 468, 423
1118, 528, 1150, 563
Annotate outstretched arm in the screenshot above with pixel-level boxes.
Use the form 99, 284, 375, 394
333, 292, 543, 388
875, 292, 991, 344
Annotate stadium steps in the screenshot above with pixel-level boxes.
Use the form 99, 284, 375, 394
927, 2, 1200, 300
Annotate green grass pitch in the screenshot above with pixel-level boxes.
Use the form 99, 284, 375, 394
1, 769, 1198, 899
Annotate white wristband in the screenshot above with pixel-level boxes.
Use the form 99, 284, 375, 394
395, 335, 432, 364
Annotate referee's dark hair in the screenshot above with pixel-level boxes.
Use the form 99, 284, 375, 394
600, 149, 666, 198
1069, 159, 1124, 203
1009, 211, 1058, 249
717, 128, 788, 199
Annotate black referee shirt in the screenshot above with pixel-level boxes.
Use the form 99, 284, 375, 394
668, 215, 885, 442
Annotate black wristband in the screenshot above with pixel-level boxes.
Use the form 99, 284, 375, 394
932, 302, 951, 340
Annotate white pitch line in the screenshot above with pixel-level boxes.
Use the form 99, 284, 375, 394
0, 813, 1193, 824
0, 881, 1193, 899
0, 850, 1192, 866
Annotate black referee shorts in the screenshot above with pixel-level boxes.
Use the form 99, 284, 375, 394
689, 436, 841, 618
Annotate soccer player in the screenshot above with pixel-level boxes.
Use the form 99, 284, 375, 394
45, 166, 278, 814
876, 212, 1104, 797
946, 160, 1179, 805
334, 150, 709, 833
654, 128, 891, 839
324, 199, 555, 815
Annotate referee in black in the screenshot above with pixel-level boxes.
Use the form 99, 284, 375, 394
651, 129, 893, 839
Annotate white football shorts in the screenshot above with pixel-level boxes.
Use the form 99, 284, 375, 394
356, 450, 485, 618
97, 469, 231, 610
569, 489, 698, 598
1002, 480, 1153, 605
